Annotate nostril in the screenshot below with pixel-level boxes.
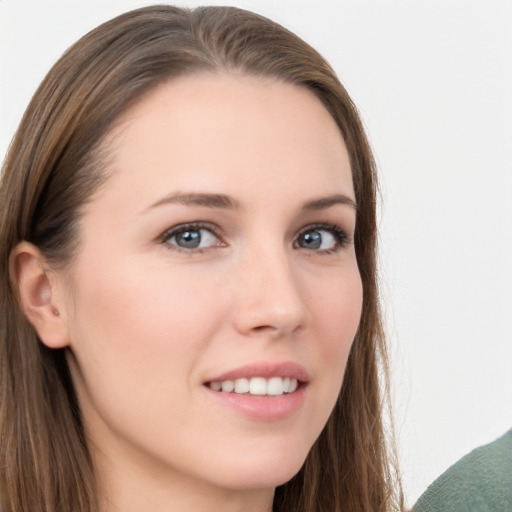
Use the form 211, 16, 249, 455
252, 325, 272, 332
249, 322, 304, 338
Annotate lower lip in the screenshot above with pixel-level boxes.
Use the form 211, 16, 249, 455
204, 385, 307, 421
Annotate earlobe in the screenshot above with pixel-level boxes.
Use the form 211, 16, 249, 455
10, 241, 70, 349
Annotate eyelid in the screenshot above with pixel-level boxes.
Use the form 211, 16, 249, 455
294, 222, 352, 251
157, 221, 225, 251
156, 220, 352, 254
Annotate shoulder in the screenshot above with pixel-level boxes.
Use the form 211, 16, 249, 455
413, 428, 512, 512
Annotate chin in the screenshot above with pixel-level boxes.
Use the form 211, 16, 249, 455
203, 443, 310, 491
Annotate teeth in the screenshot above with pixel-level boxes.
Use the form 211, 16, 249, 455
234, 378, 249, 393
208, 377, 299, 395
267, 377, 284, 396
221, 380, 234, 393
249, 377, 267, 395
210, 381, 222, 392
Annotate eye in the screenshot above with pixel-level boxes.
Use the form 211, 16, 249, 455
160, 223, 224, 251
295, 224, 349, 252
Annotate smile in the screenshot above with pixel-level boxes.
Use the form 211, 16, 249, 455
204, 363, 309, 420
207, 376, 299, 396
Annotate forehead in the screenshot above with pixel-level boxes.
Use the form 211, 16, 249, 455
95, 72, 353, 210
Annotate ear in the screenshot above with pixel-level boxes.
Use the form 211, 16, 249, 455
10, 241, 71, 349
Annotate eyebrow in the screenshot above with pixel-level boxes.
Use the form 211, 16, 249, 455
300, 194, 357, 212
144, 192, 356, 213
145, 192, 241, 212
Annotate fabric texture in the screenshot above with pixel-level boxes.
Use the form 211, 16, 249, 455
413, 428, 512, 512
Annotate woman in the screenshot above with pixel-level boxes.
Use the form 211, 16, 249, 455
0, 5, 401, 512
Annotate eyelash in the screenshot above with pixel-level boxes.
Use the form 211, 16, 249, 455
158, 222, 224, 253
294, 223, 351, 255
158, 221, 351, 254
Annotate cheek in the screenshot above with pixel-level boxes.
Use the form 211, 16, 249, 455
65, 257, 228, 401
308, 268, 363, 399
312, 268, 363, 350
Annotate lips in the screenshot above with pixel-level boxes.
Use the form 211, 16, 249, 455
204, 361, 308, 398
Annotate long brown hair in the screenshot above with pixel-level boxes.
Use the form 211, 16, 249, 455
0, 6, 402, 512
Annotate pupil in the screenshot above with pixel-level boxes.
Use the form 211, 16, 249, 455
302, 231, 321, 249
176, 230, 201, 248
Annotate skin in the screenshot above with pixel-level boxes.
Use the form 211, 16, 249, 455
15, 74, 363, 512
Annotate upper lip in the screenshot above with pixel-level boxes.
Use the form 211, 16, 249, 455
205, 361, 310, 383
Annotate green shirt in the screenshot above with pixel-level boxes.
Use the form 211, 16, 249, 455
413, 428, 512, 512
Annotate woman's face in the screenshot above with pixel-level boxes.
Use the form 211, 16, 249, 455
56, 74, 362, 497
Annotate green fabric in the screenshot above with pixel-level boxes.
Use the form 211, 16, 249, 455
413, 428, 512, 512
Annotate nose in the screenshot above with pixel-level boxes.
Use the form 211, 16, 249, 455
231, 247, 308, 339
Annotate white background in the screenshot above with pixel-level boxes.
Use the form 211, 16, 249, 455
1, 0, 511, 506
